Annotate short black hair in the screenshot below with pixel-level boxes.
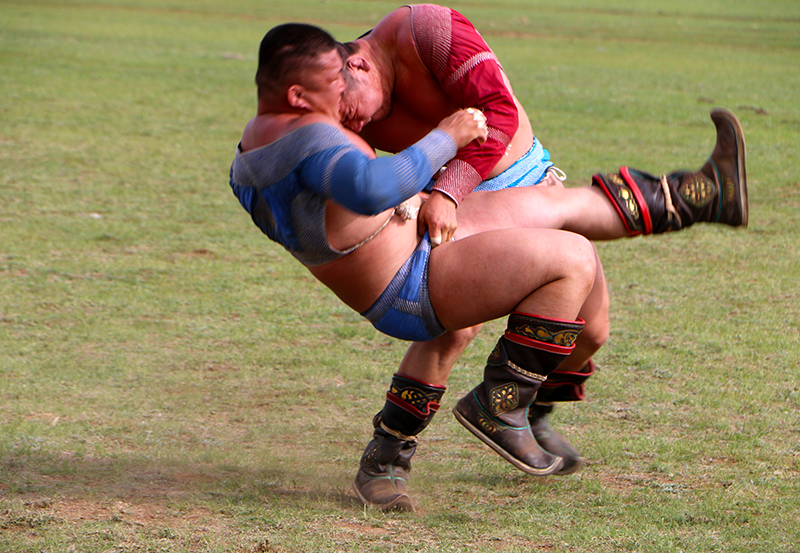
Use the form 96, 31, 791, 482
255, 23, 339, 100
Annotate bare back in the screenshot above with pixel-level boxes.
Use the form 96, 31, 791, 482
358, 6, 534, 179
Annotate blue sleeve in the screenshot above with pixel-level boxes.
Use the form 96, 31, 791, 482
300, 129, 457, 216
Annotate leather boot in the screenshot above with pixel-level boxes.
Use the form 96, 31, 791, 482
352, 374, 445, 512
453, 314, 584, 476
592, 108, 747, 235
528, 360, 596, 475
528, 403, 585, 475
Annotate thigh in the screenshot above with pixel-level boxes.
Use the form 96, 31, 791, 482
428, 228, 593, 330
455, 186, 570, 237
455, 185, 622, 241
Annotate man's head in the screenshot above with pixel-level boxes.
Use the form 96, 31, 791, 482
338, 40, 393, 132
255, 23, 344, 117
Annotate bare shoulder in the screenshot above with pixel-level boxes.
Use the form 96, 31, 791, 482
293, 113, 340, 129
241, 113, 341, 151
370, 5, 412, 42
386, 6, 428, 74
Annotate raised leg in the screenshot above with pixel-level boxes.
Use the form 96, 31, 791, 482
592, 108, 748, 235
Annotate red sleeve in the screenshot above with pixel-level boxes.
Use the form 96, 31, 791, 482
411, 4, 518, 204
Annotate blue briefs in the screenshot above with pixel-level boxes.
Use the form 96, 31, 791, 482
360, 138, 555, 342
473, 138, 553, 192
360, 233, 446, 342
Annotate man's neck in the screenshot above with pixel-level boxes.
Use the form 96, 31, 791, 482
359, 37, 395, 98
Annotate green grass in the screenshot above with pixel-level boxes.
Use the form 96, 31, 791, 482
1, 0, 799, 551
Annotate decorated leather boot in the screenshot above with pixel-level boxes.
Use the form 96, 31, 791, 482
528, 403, 584, 475
592, 108, 747, 235
453, 313, 584, 476
528, 360, 596, 475
352, 373, 445, 512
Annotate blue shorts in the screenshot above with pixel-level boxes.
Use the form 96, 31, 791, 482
360, 234, 446, 342
423, 138, 554, 194
473, 138, 553, 192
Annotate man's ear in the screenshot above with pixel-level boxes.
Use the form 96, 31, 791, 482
286, 84, 311, 111
346, 56, 371, 73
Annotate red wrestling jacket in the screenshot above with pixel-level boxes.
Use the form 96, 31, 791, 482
410, 4, 519, 204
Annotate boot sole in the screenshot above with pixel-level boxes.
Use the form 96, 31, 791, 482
554, 456, 585, 475
711, 107, 748, 228
452, 406, 564, 476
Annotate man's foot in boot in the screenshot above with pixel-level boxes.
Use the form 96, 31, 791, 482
592, 108, 748, 234
529, 404, 585, 475
452, 317, 588, 476
453, 388, 564, 476
351, 374, 446, 512
352, 464, 415, 512
351, 418, 417, 512
689, 107, 749, 228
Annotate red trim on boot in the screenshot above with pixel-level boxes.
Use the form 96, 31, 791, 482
385, 392, 440, 419
592, 173, 643, 236
542, 362, 595, 401
619, 166, 653, 235
504, 314, 584, 355
504, 331, 576, 355
549, 359, 596, 382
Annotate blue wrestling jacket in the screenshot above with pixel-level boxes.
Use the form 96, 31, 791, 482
229, 123, 456, 266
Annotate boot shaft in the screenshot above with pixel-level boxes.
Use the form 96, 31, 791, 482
624, 167, 722, 234
535, 360, 596, 403
481, 314, 584, 426
592, 108, 747, 235
359, 373, 445, 471
384, 373, 446, 436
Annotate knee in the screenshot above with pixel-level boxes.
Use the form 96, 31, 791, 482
441, 324, 483, 352
580, 318, 609, 353
566, 235, 598, 294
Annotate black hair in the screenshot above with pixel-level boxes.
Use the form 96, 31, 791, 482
255, 23, 339, 100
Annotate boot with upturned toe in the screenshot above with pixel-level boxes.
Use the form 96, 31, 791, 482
592, 108, 748, 235
453, 314, 584, 476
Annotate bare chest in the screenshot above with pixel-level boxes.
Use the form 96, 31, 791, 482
361, 70, 459, 153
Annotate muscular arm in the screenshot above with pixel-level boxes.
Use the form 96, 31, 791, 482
411, 4, 518, 205
301, 127, 457, 215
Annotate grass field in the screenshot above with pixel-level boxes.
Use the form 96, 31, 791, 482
1, 1, 799, 551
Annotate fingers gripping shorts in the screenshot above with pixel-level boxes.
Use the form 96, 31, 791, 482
360, 234, 446, 342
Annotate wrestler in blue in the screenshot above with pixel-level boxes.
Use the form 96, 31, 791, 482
229, 23, 604, 511
231, 121, 460, 341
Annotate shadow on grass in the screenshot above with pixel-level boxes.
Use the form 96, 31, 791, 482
0, 450, 364, 525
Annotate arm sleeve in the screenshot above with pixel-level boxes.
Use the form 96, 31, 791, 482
411, 5, 519, 204
301, 129, 457, 216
